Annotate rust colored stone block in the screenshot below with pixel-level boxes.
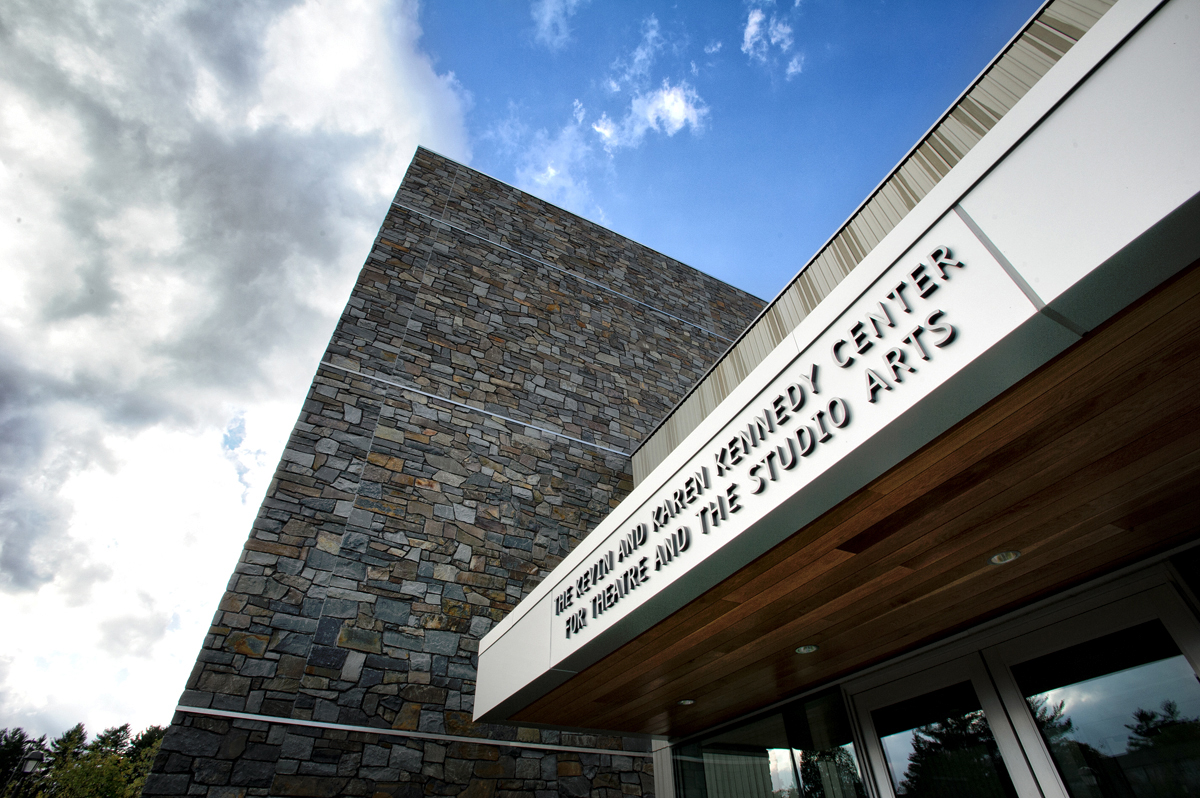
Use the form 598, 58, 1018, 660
391, 702, 421, 731
225, 632, 269, 658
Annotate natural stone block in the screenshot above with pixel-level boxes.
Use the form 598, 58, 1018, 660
198, 672, 251, 697
389, 745, 423, 773
161, 727, 223, 758
226, 632, 269, 657
375, 598, 410, 625
337, 626, 382, 653
269, 775, 349, 797
423, 631, 458, 655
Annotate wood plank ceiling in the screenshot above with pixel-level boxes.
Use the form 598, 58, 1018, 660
514, 259, 1200, 738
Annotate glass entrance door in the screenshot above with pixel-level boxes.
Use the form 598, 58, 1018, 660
674, 568, 1200, 798
847, 581, 1200, 798
983, 584, 1200, 798
850, 655, 1043, 798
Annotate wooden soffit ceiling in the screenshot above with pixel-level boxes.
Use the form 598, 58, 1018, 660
513, 259, 1200, 738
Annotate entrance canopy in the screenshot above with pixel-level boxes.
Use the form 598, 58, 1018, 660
476, 0, 1200, 738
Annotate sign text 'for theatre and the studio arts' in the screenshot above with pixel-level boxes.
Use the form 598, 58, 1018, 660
555, 245, 967, 643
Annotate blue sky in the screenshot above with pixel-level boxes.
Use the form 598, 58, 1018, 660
0, 0, 1045, 737
422, 0, 1044, 299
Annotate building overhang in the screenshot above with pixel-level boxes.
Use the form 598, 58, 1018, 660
476, 0, 1200, 737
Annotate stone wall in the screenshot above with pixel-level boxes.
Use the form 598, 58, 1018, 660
145, 148, 764, 798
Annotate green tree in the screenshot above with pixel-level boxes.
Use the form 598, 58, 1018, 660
797, 747, 867, 798
122, 727, 164, 798
1, 722, 166, 798
896, 710, 1014, 798
46, 725, 87, 771
1126, 699, 1200, 752
0, 729, 47, 789
86, 728, 129, 759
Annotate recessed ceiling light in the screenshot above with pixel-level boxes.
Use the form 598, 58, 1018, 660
795, 644, 819, 654
678, 699, 696, 706
989, 550, 1021, 565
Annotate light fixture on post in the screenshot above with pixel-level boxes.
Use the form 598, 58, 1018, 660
20, 751, 44, 775
3, 750, 44, 795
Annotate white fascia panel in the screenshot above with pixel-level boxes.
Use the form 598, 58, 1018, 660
476, 212, 1080, 722
480, 0, 1172, 657
960, 0, 1200, 330
475, 0, 1200, 723
474, 595, 561, 721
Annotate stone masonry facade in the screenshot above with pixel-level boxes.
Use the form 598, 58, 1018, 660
145, 148, 765, 798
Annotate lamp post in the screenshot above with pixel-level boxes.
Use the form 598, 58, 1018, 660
4, 750, 44, 796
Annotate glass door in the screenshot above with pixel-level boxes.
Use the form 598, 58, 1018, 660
983, 585, 1200, 798
849, 654, 1044, 798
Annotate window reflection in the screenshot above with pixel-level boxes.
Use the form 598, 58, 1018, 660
872, 681, 1017, 798
1012, 620, 1200, 797
675, 690, 866, 798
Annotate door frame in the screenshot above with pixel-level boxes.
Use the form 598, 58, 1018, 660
848, 652, 1047, 798
980, 583, 1200, 797
840, 566, 1200, 798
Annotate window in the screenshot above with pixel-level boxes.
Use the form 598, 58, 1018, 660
675, 689, 867, 798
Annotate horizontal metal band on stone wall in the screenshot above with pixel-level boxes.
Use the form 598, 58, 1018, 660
319, 361, 631, 457
175, 706, 654, 758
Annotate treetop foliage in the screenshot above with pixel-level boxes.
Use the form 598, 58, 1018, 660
0, 722, 165, 798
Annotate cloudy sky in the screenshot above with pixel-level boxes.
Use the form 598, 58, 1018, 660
0, 0, 1043, 738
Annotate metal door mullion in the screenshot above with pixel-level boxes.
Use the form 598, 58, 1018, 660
965, 654, 1047, 798
849, 692, 895, 798
980, 650, 1068, 798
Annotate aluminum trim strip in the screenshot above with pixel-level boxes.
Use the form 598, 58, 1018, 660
319, 361, 630, 457
173, 705, 653, 756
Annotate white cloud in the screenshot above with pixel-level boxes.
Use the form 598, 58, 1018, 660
531, 0, 590, 51
517, 123, 597, 216
591, 114, 618, 142
0, 0, 468, 737
742, 9, 769, 61
634, 82, 709, 135
704, 41, 723, 55
493, 11, 706, 227
786, 54, 806, 79
741, 5, 800, 73
593, 79, 709, 151
608, 15, 664, 92
484, 100, 604, 223
769, 17, 794, 51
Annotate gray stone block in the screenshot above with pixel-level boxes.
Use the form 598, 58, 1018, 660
424, 631, 459, 656
161, 727, 222, 757
391, 744, 424, 773
375, 598, 411, 625
281, 733, 315, 760
323, 598, 359, 618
